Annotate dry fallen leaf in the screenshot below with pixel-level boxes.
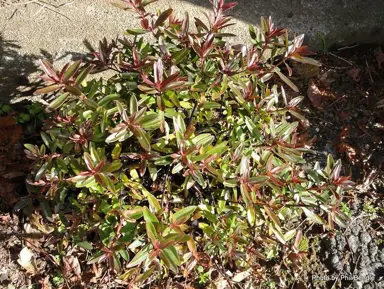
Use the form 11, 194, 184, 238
307, 79, 335, 110
39, 276, 52, 289
18, 247, 38, 274
337, 143, 360, 165
214, 277, 229, 289
232, 269, 252, 282
29, 213, 54, 234
64, 256, 82, 278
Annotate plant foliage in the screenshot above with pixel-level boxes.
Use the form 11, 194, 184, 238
23, 0, 352, 286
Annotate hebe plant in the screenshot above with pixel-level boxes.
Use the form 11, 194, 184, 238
24, 0, 352, 285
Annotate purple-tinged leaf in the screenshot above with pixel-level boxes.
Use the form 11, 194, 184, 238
194, 17, 209, 32
83, 152, 94, 171
39, 59, 58, 81
221, 1, 237, 11
154, 8, 173, 28
181, 12, 189, 36
154, 59, 164, 84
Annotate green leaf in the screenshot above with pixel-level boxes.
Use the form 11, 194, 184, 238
62, 60, 81, 82
245, 116, 262, 139
96, 173, 114, 192
125, 28, 148, 35
291, 55, 321, 66
171, 206, 196, 225
75, 64, 94, 86
127, 245, 151, 268
166, 91, 180, 107
34, 84, 61, 95
40, 132, 51, 148
161, 233, 189, 247
121, 207, 144, 220
143, 207, 159, 223
173, 114, 186, 141
271, 226, 286, 244
97, 93, 120, 106
129, 95, 138, 115
24, 144, 36, 152
104, 160, 122, 172
142, 0, 157, 6
160, 245, 179, 273
247, 207, 256, 226
35, 162, 48, 181
192, 133, 214, 147
118, 249, 129, 261
248, 176, 269, 184
172, 48, 189, 65
113, 254, 122, 273
284, 229, 296, 242
274, 69, 299, 92
112, 143, 122, 160
137, 113, 161, 130
40, 200, 53, 221
146, 221, 158, 244
77, 241, 93, 250
46, 92, 70, 112
143, 191, 161, 213
223, 178, 238, 187
202, 102, 221, 109
132, 128, 151, 151
302, 207, 327, 225
205, 141, 228, 156
87, 251, 105, 264
172, 163, 184, 174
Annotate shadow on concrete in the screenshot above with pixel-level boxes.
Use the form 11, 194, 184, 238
180, 0, 292, 27
181, 0, 384, 49
0, 34, 39, 103
0, 35, 94, 104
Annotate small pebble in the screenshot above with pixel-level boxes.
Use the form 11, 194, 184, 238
330, 255, 342, 271
360, 232, 372, 245
348, 235, 359, 253
315, 127, 320, 132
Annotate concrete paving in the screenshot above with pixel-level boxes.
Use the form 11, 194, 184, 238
0, 0, 383, 102
0, 0, 250, 102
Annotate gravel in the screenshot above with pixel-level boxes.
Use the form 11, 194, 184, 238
318, 217, 384, 288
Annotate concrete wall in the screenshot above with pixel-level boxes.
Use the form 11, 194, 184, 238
0, 0, 383, 102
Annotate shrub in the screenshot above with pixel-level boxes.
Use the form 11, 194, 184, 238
22, 0, 352, 286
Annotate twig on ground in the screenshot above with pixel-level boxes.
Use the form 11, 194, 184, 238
11, 0, 72, 20
338, 44, 360, 51
365, 60, 374, 83
328, 52, 354, 66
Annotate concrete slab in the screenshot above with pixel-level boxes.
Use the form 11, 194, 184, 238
0, 0, 383, 102
0, 0, 249, 102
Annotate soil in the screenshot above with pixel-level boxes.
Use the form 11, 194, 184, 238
293, 45, 384, 289
0, 213, 28, 289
